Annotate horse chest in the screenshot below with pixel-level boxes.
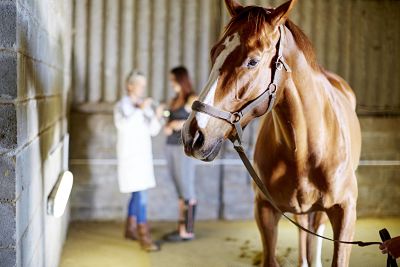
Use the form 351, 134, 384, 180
271, 174, 323, 213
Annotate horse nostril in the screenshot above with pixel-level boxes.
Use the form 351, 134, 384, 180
192, 130, 205, 150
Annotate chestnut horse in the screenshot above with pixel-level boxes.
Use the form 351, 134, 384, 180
182, 0, 361, 266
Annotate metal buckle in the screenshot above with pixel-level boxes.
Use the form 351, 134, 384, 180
268, 83, 277, 94
276, 61, 283, 71
230, 112, 242, 124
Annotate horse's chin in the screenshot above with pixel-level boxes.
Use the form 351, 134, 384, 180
193, 138, 223, 162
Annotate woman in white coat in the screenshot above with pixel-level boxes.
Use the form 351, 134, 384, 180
114, 70, 162, 252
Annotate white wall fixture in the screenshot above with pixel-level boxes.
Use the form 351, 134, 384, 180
47, 171, 74, 218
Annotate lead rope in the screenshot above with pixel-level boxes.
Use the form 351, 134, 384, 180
232, 141, 382, 247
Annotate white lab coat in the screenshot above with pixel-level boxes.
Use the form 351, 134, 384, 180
114, 96, 161, 193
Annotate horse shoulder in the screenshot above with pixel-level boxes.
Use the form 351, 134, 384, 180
323, 70, 357, 110
322, 70, 361, 172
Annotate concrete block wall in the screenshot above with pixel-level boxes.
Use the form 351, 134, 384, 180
70, 111, 400, 221
0, 0, 72, 266
69, 104, 257, 221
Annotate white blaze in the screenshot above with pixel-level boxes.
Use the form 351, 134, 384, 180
196, 32, 240, 129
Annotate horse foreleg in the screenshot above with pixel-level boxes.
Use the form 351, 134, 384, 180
326, 200, 356, 267
311, 211, 328, 267
295, 214, 310, 267
255, 197, 281, 267
296, 211, 328, 267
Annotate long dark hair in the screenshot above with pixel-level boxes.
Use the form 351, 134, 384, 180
170, 66, 194, 110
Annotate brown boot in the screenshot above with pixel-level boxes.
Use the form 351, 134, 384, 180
137, 223, 161, 252
124, 216, 138, 240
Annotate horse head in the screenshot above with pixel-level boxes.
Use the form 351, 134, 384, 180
182, 0, 297, 161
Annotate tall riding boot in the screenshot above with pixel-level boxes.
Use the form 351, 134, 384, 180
137, 223, 161, 252
163, 201, 196, 242
124, 216, 138, 240
184, 200, 197, 236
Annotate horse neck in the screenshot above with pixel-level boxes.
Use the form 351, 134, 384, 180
269, 27, 329, 156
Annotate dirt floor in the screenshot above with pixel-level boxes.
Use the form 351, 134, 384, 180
60, 218, 400, 267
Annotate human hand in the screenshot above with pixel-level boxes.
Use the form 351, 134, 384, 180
139, 98, 153, 109
169, 120, 185, 131
156, 103, 166, 119
164, 124, 173, 136
380, 236, 400, 259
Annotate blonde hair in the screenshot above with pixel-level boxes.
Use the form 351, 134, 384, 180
125, 70, 145, 87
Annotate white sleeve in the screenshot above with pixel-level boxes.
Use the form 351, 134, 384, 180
149, 116, 161, 136
143, 107, 161, 136
114, 102, 136, 129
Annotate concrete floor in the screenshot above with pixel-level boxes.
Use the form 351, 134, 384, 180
60, 218, 400, 267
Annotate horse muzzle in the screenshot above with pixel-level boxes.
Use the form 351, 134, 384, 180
182, 119, 224, 162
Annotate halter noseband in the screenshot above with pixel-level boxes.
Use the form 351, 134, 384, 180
192, 25, 291, 146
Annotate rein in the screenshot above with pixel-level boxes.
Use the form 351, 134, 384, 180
192, 25, 383, 249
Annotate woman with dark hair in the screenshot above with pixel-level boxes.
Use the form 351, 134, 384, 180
163, 66, 198, 242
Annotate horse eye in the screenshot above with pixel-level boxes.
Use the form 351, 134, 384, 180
247, 58, 259, 69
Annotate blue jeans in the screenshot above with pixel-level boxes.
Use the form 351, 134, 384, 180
128, 191, 147, 224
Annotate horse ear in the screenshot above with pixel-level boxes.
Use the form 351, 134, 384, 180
225, 0, 244, 17
271, 0, 297, 26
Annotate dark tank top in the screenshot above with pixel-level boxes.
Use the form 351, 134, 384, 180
166, 106, 190, 145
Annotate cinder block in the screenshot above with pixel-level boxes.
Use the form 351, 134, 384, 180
69, 162, 126, 221
0, 51, 17, 99
38, 96, 63, 132
39, 119, 63, 159
16, 139, 43, 240
69, 111, 169, 160
0, 203, 16, 247
360, 117, 400, 160
15, 136, 41, 199
0, 1, 16, 48
194, 165, 219, 220
19, 207, 43, 267
16, 3, 42, 61
16, 98, 64, 151
148, 166, 180, 221
0, 248, 16, 267
71, 206, 126, 221
70, 163, 119, 186
15, 100, 39, 147
42, 138, 63, 196
357, 165, 400, 217
15, 3, 29, 56
223, 165, 255, 220
69, 112, 117, 159
0, 156, 16, 200
70, 183, 124, 210
0, 104, 17, 152
44, 201, 69, 267
17, 51, 65, 101
46, 67, 60, 96
26, 246, 43, 267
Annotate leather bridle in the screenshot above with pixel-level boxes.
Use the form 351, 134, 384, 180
191, 25, 384, 251
192, 25, 291, 148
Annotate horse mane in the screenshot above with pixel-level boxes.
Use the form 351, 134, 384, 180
284, 20, 320, 70
224, 6, 320, 71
